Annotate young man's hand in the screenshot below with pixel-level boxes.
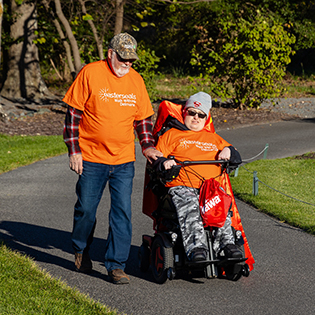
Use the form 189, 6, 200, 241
163, 159, 177, 170
218, 147, 231, 160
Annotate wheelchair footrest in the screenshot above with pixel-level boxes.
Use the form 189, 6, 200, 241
217, 257, 247, 267
185, 259, 220, 267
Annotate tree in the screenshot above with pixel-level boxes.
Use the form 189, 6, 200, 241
36, 0, 116, 75
191, 9, 296, 109
53, 0, 82, 74
238, 0, 315, 51
1, 0, 51, 100
0, 0, 3, 68
132, 0, 219, 73
78, 0, 104, 60
41, 0, 76, 79
115, 0, 125, 34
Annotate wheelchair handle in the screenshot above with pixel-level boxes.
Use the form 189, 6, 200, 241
178, 159, 229, 166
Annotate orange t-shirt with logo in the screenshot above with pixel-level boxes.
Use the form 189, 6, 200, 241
63, 60, 154, 165
156, 128, 231, 188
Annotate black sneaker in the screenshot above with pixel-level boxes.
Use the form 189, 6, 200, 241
223, 244, 242, 259
190, 249, 207, 262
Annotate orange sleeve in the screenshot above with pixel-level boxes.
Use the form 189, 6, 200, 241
62, 66, 90, 111
156, 130, 177, 158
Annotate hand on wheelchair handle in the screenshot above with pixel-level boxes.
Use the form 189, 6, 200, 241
162, 164, 182, 182
218, 147, 231, 161
163, 159, 177, 170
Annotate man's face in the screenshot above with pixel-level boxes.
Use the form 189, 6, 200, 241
184, 108, 207, 131
108, 49, 136, 78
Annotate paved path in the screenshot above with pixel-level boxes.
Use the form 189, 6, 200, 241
217, 118, 315, 160
1, 118, 315, 315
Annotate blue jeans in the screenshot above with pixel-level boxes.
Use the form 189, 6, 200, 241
72, 160, 134, 272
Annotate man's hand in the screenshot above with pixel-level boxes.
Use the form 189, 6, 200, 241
218, 147, 231, 161
143, 147, 163, 164
69, 154, 83, 175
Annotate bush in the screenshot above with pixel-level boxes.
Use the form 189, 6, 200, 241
133, 43, 160, 102
191, 10, 296, 109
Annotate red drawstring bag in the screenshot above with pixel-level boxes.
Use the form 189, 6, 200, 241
199, 178, 232, 228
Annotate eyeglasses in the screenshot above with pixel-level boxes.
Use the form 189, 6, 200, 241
114, 51, 136, 63
186, 109, 207, 119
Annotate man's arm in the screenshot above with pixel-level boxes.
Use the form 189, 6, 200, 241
63, 105, 84, 175
134, 117, 163, 163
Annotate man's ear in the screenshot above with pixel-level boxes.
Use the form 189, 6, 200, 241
108, 48, 113, 60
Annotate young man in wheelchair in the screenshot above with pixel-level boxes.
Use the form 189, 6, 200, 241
152, 92, 243, 262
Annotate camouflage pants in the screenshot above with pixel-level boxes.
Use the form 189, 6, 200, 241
212, 212, 235, 254
168, 186, 235, 257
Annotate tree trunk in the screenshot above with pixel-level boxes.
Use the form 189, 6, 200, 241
42, 0, 76, 79
78, 0, 104, 60
0, 0, 51, 100
0, 0, 3, 68
54, 0, 82, 75
114, 0, 125, 35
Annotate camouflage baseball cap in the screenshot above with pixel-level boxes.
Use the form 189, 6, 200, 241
109, 33, 139, 60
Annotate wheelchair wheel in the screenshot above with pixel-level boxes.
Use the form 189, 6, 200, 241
224, 264, 243, 281
138, 243, 150, 272
151, 235, 174, 284
241, 263, 250, 277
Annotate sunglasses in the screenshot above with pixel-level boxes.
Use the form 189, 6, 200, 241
114, 51, 136, 63
186, 109, 207, 119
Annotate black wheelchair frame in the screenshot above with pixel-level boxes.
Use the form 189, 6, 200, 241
139, 160, 250, 284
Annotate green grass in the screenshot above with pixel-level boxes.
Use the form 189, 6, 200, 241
0, 135, 120, 314
0, 243, 118, 315
153, 74, 213, 100
47, 73, 315, 102
284, 83, 315, 96
0, 134, 67, 174
151, 73, 315, 101
229, 155, 315, 235
282, 75, 315, 97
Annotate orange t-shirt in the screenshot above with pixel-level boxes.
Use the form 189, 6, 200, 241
156, 128, 231, 188
63, 60, 154, 164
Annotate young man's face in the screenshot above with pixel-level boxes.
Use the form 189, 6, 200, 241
184, 108, 207, 131
108, 49, 136, 78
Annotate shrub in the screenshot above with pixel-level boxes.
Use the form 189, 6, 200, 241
191, 10, 296, 109
133, 43, 160, 102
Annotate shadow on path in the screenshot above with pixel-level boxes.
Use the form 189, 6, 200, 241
0, 220, 156, 282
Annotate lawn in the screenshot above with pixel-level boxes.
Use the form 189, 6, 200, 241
229, 153, 315, 235
0, 243, 118, 315
151, 73, 315, 100
0, 134, 67, 174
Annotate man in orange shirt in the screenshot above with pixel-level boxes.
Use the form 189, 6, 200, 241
63, 33, 162, 284
154, 92, 242, 261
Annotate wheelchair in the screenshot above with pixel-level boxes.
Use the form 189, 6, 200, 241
139, 160, 251, 284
